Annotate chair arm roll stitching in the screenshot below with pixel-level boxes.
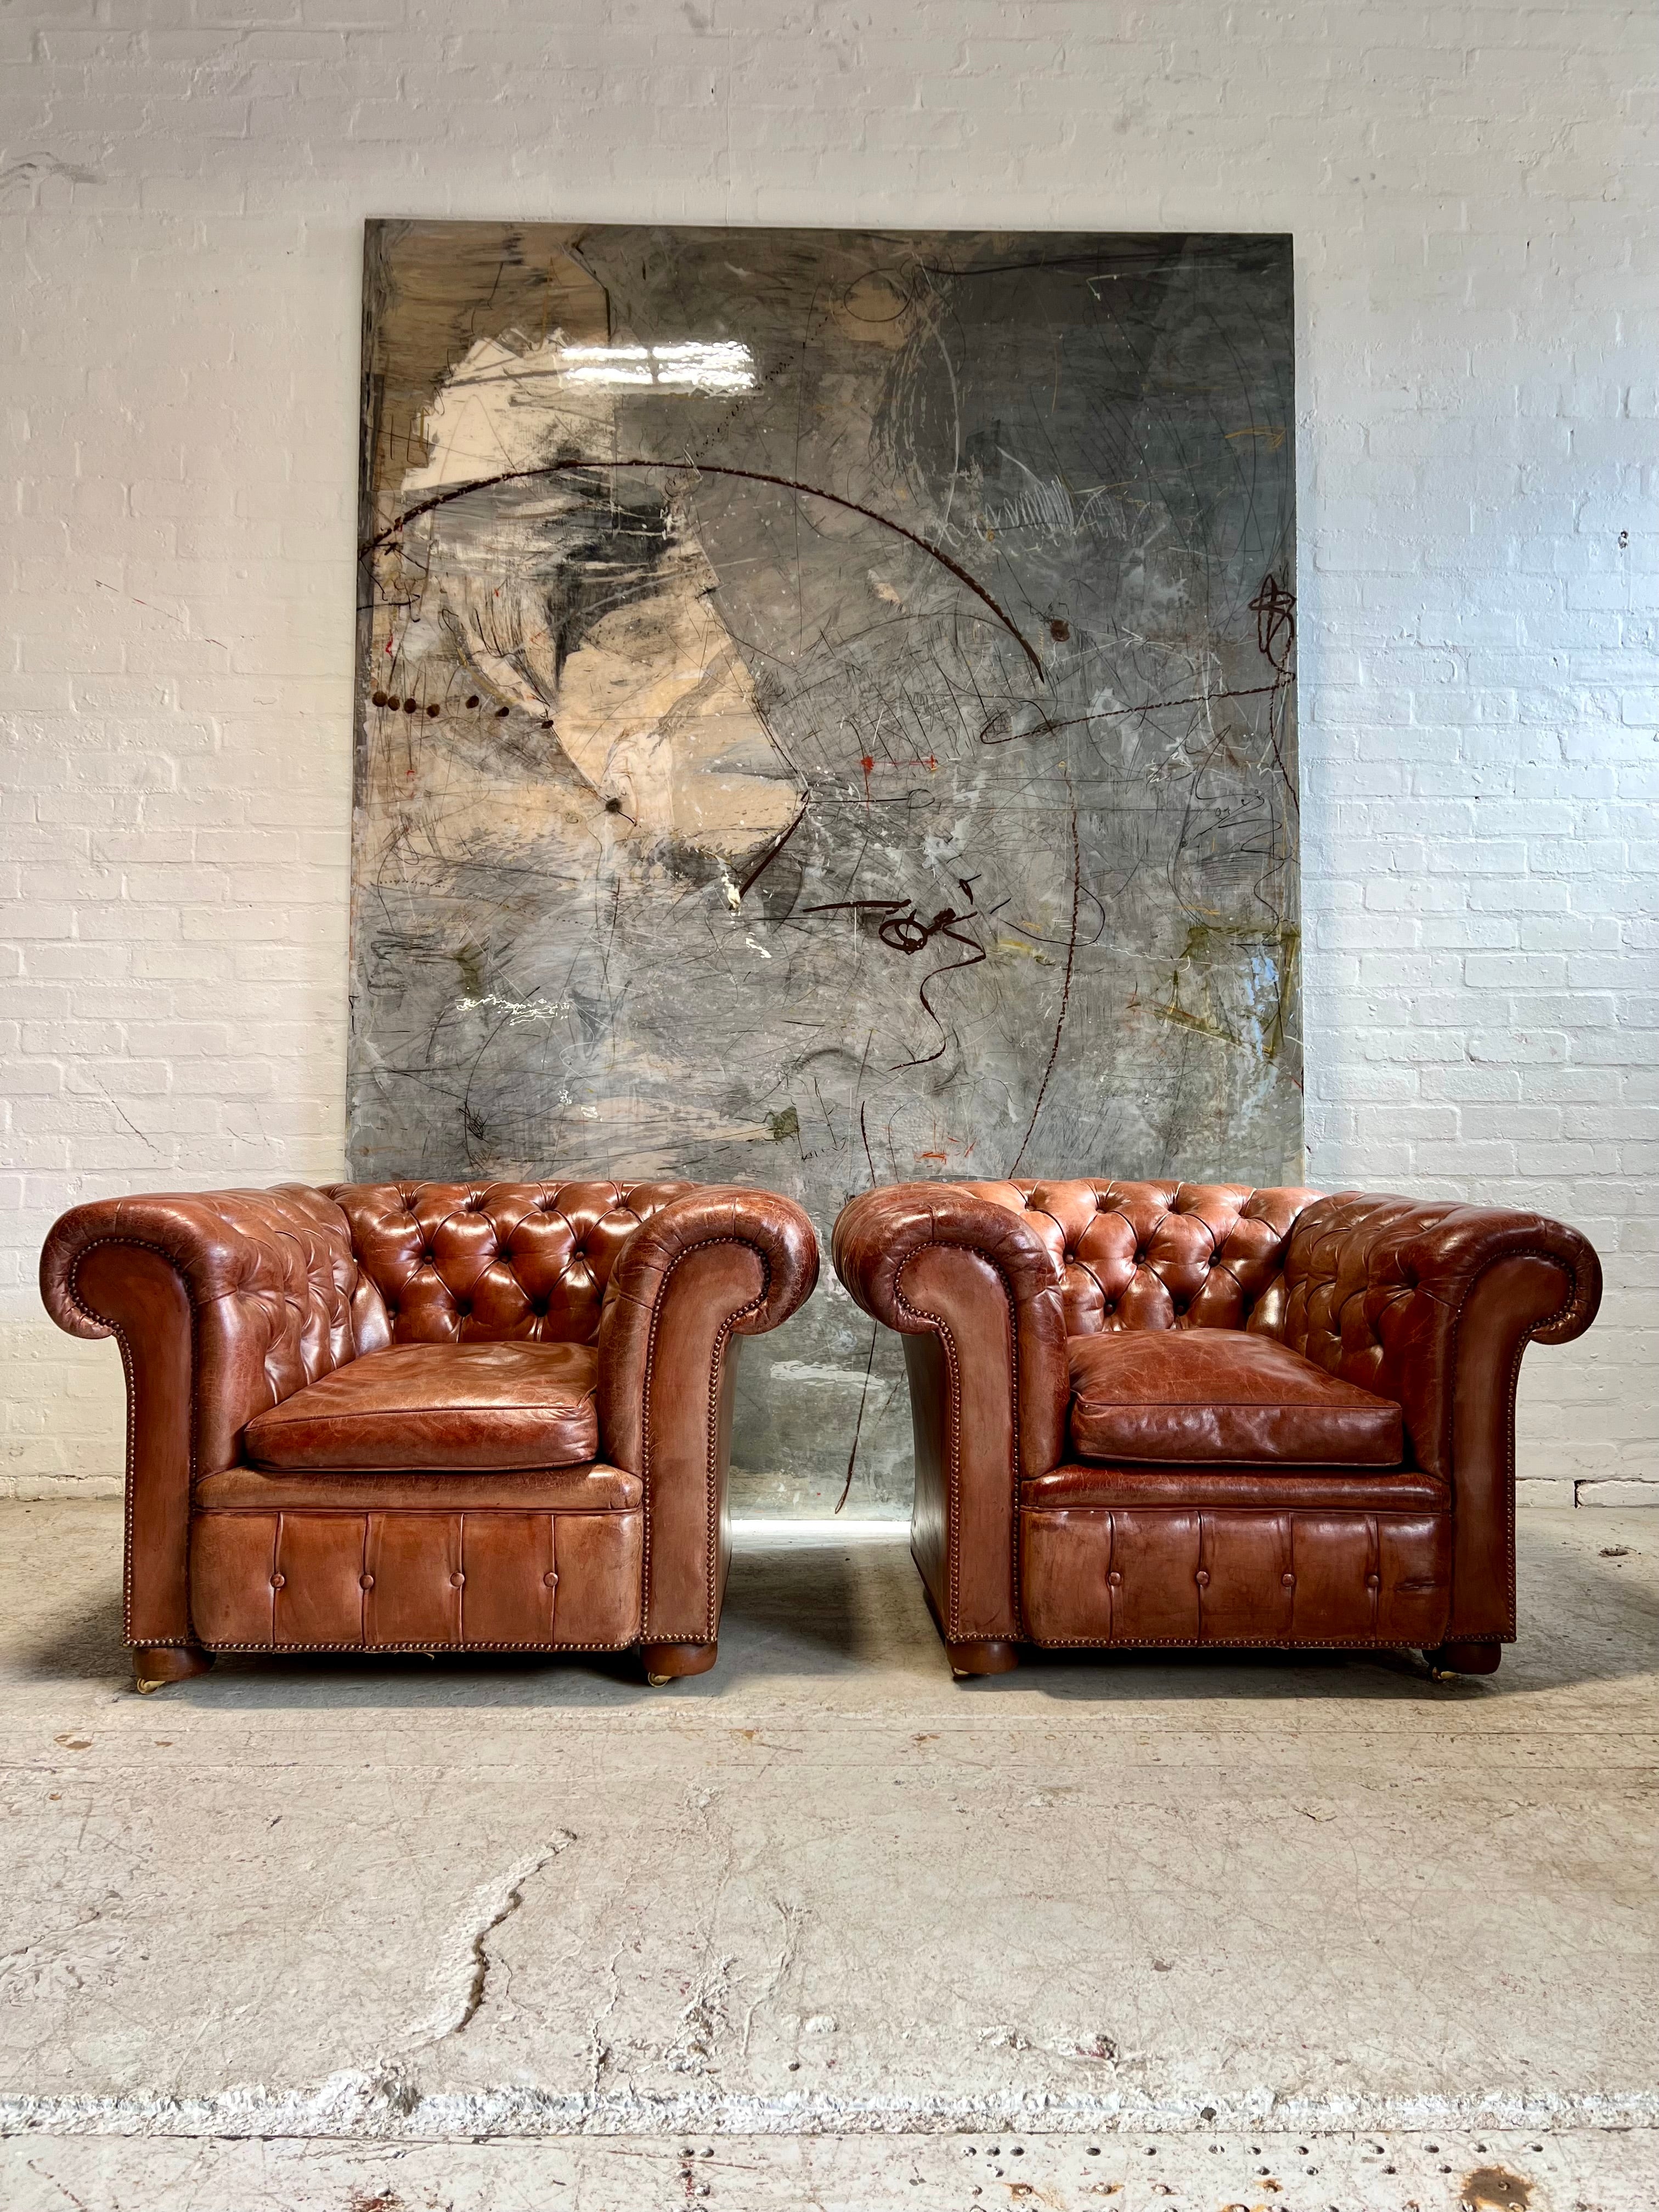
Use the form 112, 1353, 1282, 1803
893, 1242, 1023, 1642
61, 1237, 204, 1649
639, 1233, 771, 1645
1439, 1246, 1580, 1642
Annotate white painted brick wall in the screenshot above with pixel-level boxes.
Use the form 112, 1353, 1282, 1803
2, 0, 1653, 1504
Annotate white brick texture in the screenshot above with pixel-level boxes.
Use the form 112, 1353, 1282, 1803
2, 0, 1654, 1503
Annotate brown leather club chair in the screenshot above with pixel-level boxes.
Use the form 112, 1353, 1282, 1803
42, 1178, 817, 1691
834, 1179, 1600, 1680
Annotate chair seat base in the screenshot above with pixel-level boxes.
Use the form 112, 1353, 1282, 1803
1019, 1502, 1453, 1650
189, 1501, 642, 1650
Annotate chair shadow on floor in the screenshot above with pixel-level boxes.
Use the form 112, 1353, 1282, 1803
19, 1533, 909, 1707
19, 1524, 1658, 1706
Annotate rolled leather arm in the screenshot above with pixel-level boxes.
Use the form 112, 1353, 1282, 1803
597, 1186, 819, 1644
833, 1183, 1071, 1643
1284, 1193, 1601, 1645
1283, 1193, 1602, 1483
39, 1184, 360, 1649
41, 1185, 359, 1345
833, 1183, 1071, 1477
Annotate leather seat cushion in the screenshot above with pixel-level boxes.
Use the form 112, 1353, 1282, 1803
1067, 1329, 1404, 1467
243, 1342, 599, 1471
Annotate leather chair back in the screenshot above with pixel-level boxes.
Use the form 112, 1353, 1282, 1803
328, 1180, 695, 1348
958, 1180, 1319, 1337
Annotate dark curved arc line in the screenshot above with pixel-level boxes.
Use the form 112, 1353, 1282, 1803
836, 1318, 881, 1515
365, 457, 1045, 676
736, 799, 809, 902
1008, 806, 1081, 1177
980, 681, 1283, 747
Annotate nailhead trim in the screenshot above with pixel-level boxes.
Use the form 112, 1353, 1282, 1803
639, 1235, 769, 1645
893, 1241, 1024, 1645
1019, 1632, 1515, 1651
191, 1637, 642, 1654
62, 1234, 202, 1648
1441, 1247, 1579, 1644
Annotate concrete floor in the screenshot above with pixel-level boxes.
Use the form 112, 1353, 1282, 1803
0, 1503, 1654, 2211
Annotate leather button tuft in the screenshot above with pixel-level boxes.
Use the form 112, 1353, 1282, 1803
450, 1571, 465, 1588
1195, 1568, 1210, 1587
360, 1572, 374, 1590
1365, 1572, 1381, 1590
270, 1572, 286, 1590
1107, 1570, 1122, 1588
1281, 1572, 1296, 1588
543, 1570, 558, 1588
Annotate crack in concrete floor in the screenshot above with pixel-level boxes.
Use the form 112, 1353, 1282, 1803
404, 1834, 574, 2047
0, 1505, 1652, 2206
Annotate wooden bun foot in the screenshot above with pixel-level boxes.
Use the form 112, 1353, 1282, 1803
132, 1645, 215, 1694
946, 1637, 1020, 1679
642, 1640, 718, 1685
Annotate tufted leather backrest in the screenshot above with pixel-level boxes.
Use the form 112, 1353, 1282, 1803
329, 1181, 696, 1348
185, 1189, 365, 1424
958, 1179, 1323, 1338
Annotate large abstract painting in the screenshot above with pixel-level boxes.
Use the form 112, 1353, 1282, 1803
351, 223, 1300, 1508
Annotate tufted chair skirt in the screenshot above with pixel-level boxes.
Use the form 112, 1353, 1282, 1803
188, 1494, 642, 1652
1019, 1501, 1452, 1649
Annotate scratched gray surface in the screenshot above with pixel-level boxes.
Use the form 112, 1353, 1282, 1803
349, 223, 1300, 1510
